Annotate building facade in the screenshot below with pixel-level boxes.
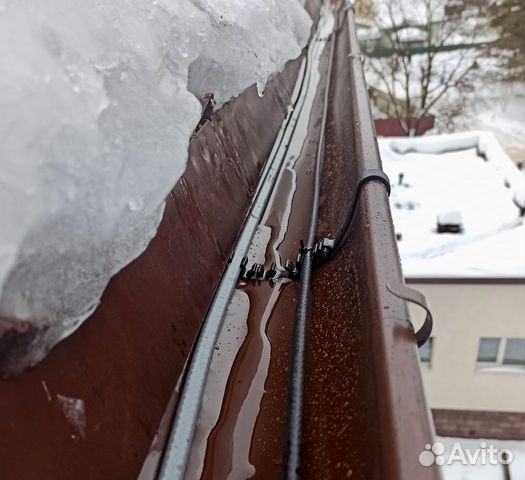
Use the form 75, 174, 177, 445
409, 280, 525, 439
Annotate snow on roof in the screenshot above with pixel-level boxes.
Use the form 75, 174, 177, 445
395, 26, 428, 42
379, 132, 525, 279
356, 24, 381, 41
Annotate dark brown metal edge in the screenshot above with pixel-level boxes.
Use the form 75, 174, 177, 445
346, 8, 441, 479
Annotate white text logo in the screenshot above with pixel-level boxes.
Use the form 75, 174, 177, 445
419, 441, 514, 467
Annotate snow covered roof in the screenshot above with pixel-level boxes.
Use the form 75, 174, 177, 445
379, 132, 525, 279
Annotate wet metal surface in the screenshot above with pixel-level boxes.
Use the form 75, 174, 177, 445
157, 51, 311, 480
183, 7, 335, 479
186, 5, 340, 479
180, 4, 439, 480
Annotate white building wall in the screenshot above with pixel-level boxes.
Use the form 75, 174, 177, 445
408, 282, 525, 412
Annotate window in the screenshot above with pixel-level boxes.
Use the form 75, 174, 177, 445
477, 338, 500, 363
503, 339, 525, 366
476, 337, 525, 370
419, 337, 433, 364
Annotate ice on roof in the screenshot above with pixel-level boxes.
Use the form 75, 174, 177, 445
0, 0, 312, 371
379, 132, 525, 279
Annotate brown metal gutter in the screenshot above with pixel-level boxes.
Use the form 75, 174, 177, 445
299, 7, 440, 479
0, 2, 438, 478
162, 4, 440, 480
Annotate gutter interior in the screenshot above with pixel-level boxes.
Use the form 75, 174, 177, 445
178, 5, 438, 480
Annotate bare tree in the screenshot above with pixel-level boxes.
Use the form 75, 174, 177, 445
364, 0, 484, 135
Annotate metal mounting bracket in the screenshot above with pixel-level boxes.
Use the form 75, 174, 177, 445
386, 283, 433, 348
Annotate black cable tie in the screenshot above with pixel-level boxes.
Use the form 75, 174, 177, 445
359, 168, 391, 196
240, 257, 248, 277
239, 169, 390, 282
